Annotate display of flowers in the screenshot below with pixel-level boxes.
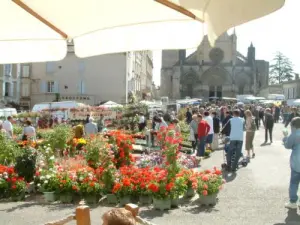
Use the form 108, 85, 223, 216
56, 172, 79, 194
177, 169, 198, 190
135, 152, 163, 168
35, 169, 59, 193
196, 167, 224, 196
177, 154, 198, 169
77, 170, 103, 196
0, 165, 27, 199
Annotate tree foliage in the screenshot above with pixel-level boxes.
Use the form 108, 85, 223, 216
269, 52, 294, 84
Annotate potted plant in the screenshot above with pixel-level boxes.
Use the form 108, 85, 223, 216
78, 171, 102, 204
112, 178, 134, 206
10, 179, 27, 201
196, 168, 224, 206
177, 169, 198, 198
39, 174, 59, 203
170, 176, 187, 207
148, 167, 173, 211
57, 173, 79, 203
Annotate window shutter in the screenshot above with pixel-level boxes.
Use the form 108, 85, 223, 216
53, 81, 59, 93
40, 81, 47, 93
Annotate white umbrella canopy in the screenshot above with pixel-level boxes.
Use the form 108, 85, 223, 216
0, 0, 203, 63
0, 0, 285, 63
165, 0, 285, 45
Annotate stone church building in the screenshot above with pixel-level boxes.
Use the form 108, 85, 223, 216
160, 32, 269, 100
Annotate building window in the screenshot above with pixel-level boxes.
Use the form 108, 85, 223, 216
22, 65, 30, 77
4, 64, 12, 76
21, 83, 30, 97
4, 82, 11, 96
47, 81, 55, 93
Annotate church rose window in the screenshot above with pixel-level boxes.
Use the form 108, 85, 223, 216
209, 48, 224, 64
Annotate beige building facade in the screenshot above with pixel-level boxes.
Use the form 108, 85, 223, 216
160, 32, 269, 100
0, 64, 22, 107
26, 50, 153, 108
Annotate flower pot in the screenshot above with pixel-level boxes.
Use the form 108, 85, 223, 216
199, 193, 218, 206
171, 197, 179, 208
185, 187, 195, 198
60, 193, 73, 203
83, 194, 99, 205
11, 191, 25, 202
139, 195, 152, 205
43, 192, 56, 202
153, 198, 171, 211
119, 196, 131, 206
106, 194, 118, 204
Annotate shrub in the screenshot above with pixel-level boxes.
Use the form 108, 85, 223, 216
0, 132, 22, 165
14, 147, 37, 182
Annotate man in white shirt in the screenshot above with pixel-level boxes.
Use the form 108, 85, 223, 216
85, 117, 98, 136
2, 116, 13, 138
203, 111, 214, 149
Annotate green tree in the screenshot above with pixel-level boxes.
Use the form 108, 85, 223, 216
269, 52, 294, 84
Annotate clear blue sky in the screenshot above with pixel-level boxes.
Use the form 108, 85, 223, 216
152, 0, 299, 86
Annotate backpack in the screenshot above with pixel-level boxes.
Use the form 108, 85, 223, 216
250, 118, 256, 132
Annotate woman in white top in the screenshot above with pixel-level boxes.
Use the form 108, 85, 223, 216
22, 120, 36, 141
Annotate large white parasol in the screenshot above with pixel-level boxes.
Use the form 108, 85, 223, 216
0, 0, 285, 63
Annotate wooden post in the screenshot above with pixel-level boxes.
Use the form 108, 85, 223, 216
76, 205, 91, 225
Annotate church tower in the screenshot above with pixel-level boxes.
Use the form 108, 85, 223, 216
247, 42, 256, 66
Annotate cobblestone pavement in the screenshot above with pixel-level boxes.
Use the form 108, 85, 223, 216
0, 123, 299, 225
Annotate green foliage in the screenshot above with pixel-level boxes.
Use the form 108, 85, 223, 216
13, 125, 23, 136
0, 133, 21, 165
118, 103, 148, 131
44, 124, 72, 150
14, 147, 37, 182
84, 136, 106, 168
269, 52, 294, 84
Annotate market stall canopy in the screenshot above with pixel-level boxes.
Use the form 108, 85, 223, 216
0, 0, 285, 63
100, 101, 123, 108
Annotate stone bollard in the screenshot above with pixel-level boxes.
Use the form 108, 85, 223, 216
76, 201, 91, 225
125, 203, 139, 217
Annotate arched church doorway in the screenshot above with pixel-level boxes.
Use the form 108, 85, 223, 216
209, 86, 222, 98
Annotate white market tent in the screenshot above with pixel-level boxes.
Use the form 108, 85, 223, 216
0, 0, 285, 63
100, 101, 123, 108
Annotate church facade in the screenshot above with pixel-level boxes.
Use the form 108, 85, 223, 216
160, 32, 269, 100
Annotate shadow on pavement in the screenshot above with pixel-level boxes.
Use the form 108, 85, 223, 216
139, 208, 170, 219
273, 209, 300, 225
181, 198, 219, 214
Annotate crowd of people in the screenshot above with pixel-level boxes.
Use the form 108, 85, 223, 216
184, 102, 300, 210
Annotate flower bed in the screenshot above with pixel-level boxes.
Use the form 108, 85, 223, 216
0, 124, 225, 206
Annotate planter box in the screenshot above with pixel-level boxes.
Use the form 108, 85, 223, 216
153, 198, 171, 211
43, 192, 56, 203
60, 194, 73, 203
119, 196, 131, 206
171, 198, 179, 208
199, 193, 218, 206
106, 194, 118, 204
83, 194, 99, 205
185, 187, 195, 198
139, 195, 152, 205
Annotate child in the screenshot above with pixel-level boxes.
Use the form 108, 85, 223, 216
283, 117, 300, 209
